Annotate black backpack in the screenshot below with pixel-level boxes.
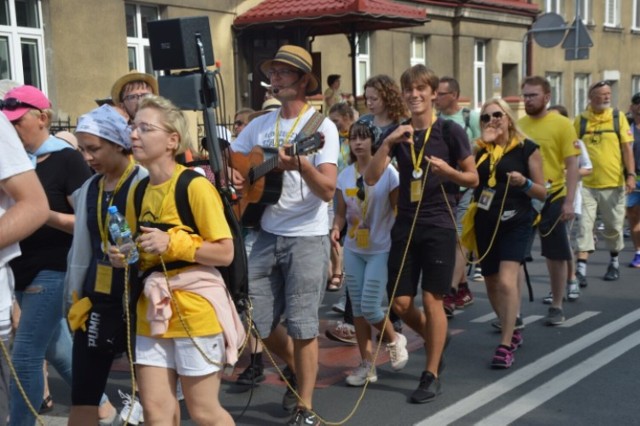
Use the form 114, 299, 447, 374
133, 169, 249, 311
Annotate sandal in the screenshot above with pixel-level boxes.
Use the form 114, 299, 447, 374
327, 273, 344, 292
39, 394, 54, 414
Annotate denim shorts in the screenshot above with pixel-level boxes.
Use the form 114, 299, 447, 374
248, 231, 330, 340
135, 334, 225, 376
627, 180, 640, 208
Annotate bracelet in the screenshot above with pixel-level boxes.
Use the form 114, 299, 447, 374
626, 172, 636, 178
521, 178, 533, 192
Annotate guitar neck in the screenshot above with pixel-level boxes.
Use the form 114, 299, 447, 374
250, 154, 279, 183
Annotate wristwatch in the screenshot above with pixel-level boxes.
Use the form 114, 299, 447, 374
626, 172, 637, 178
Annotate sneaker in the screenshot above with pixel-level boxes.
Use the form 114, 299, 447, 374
282, 373, 298, 412
491, 345, 514, 369
287, 407, 319, 426
236, 364, 265, 386
510, 330, 523, 352
491, 316, 524, 331
410, 371, 441, 404
576, 270, 588, 288
545, 307, 565, 326
629, 253, 640, 268
624, 227, 631, 238
118, 390, 144, 425
386, 333, 409, 371
346, 360, 378, 386
443, 291, 456, 318
324, 321, 357, 345
603, 263, 620, 281
472, 267, 484, 282
392, 319, 403, 333
542, 291, 553, 305
454, 285, 474, 309
567, 280, 580, 301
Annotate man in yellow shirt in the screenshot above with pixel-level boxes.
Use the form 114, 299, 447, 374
574, 80, 636, 285
519, 76, 579, 325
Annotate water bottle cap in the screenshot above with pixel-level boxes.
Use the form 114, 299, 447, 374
107, 206, 119, 214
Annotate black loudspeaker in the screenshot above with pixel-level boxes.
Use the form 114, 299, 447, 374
147, 16, 214, 71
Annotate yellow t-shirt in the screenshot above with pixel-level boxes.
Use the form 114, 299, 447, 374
126, 165, 233, 338
574, 108, 634, 189
519, 113, 580, 196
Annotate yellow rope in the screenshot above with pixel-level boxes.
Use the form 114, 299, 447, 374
122, 259, 137, 426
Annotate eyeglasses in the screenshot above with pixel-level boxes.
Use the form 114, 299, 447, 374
266, 68, 300, 79
480, 111, 505, 123
0, 98, 41, 111
122, 93, 151, 102
356, 176, 365, 201
128, 121, 171, 134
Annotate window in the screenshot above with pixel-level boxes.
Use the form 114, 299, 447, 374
0, 0, 45, 89
633, 0, 640, 29
545, 0, 564, 15
578, 0, 591, 24
410, 35, 426, 66
632, 75, 640, 95
355, 32, 370, 96
574, 74, 590, 115
473, 40, 486, 109
546, 72, 562, 106
604, 0, 620, 27
125, 3, 158, 72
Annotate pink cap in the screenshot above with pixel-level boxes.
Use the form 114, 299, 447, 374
2, 85, 51, 122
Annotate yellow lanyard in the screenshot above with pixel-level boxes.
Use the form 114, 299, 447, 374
274, 104, 309, 147
340, 141, 350, 167
410, 116, 436, 178
152, 166, 181, 221
97, 161, 135, 253
476, 137, 520, 187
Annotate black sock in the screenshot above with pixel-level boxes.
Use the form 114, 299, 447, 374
250, 352, 263, 367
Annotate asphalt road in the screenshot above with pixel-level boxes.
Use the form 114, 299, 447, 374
38, 233, 640, 425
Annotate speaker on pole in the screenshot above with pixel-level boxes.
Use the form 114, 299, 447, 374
147, 16, 214, 71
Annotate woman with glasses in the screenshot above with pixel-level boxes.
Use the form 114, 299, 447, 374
2, 85, 92, 426
66, 104, 147, 425
109, 95, 239, 425
331, 121, 405, 386
471, 98, 546, 368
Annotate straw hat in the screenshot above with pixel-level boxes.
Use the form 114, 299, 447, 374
110, 70, 158, 104
259, 45, 319, 94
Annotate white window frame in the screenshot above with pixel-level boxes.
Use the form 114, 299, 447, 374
604, 0, 620, 27
632, 75, 640, 95
545, 0, 564, 15
633, 0, 640, 30
546, 72, 562, 106
574, 74, 590, 115
410, 35, 426, 67
0, 0, 46, 91
125, 2, 159, 73
577, 0, 592, 24
473, 40, 486, 109
355, 32, 370, 97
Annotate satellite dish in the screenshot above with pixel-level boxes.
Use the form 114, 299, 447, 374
531, 12, 566, 48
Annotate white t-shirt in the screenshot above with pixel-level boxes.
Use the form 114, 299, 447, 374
337, 164, 399, 254
574, 139, 592, 215
232, 106, 339, 236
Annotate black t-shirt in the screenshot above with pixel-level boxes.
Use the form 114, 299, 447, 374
11, 149, 92, 290
389, 119, 472, 229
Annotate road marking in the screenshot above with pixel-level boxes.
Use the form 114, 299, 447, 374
558, 310, 600, 327
415, 308, 640, 426
523, 315, 544, 325
477, 329, 640, 425
471, 312, 497, 323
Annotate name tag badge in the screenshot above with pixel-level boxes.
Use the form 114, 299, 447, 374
345, 188, 359, 197
356, 227, 370, 249
410, 179, 422, 203
94, 260, 113, 294
478, 188, 496, 211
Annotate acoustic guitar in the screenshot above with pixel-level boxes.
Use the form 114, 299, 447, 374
230, 132, 325, 227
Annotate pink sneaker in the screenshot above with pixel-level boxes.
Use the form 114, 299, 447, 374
454, 285, 474, 309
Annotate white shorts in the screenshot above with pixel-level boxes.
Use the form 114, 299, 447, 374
135, 334, 225, 376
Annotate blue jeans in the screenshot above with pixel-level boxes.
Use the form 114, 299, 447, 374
343, 248, 389, 324
10, 270, 73, 426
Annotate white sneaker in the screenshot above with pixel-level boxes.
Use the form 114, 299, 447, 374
346, 360, 378, 386
386, 333, 409, 371
542, 291, 553, 304
118, 390, 144, 425
472, 267, 484, 282
567, 280, 580, 301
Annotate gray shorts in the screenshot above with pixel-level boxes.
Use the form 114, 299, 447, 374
456, 188, 473, 235
248, 231, 330, 340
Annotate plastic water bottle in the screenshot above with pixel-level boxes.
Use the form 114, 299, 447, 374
107, 205, 139, 264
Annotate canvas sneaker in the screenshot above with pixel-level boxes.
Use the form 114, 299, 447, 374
386, 333, 409, 371
236, 364, 265, 386
324, 321, 357, 345
491, 316, 524, 331
629, 253, 640, 268
472, 266, 484, 282
410, 371, 441, 404
454, 285, 474, 308
287, 408, 319, 426
491, 345, 514, 369
346, 360, 378, 387
603, 263, 620, 281
567, 279, 580, 301
118, 390, 144, 425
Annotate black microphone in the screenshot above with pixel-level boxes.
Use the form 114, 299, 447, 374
272, 75, 303, 94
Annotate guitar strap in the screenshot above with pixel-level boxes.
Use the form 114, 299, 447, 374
294, 111, 324, 142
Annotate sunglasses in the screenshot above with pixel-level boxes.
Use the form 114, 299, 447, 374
356, 176, 365, 201
480, 111, 504, 123
0, 98, 41, 111
589, 80, 610, 94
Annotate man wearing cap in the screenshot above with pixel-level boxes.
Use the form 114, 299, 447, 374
111, 70, 158, 122
626, 93, 640, 268
574, 81, 636, 285
231, 45, 339, 426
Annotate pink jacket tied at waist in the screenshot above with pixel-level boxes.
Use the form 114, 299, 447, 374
144, 265, 246, 366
